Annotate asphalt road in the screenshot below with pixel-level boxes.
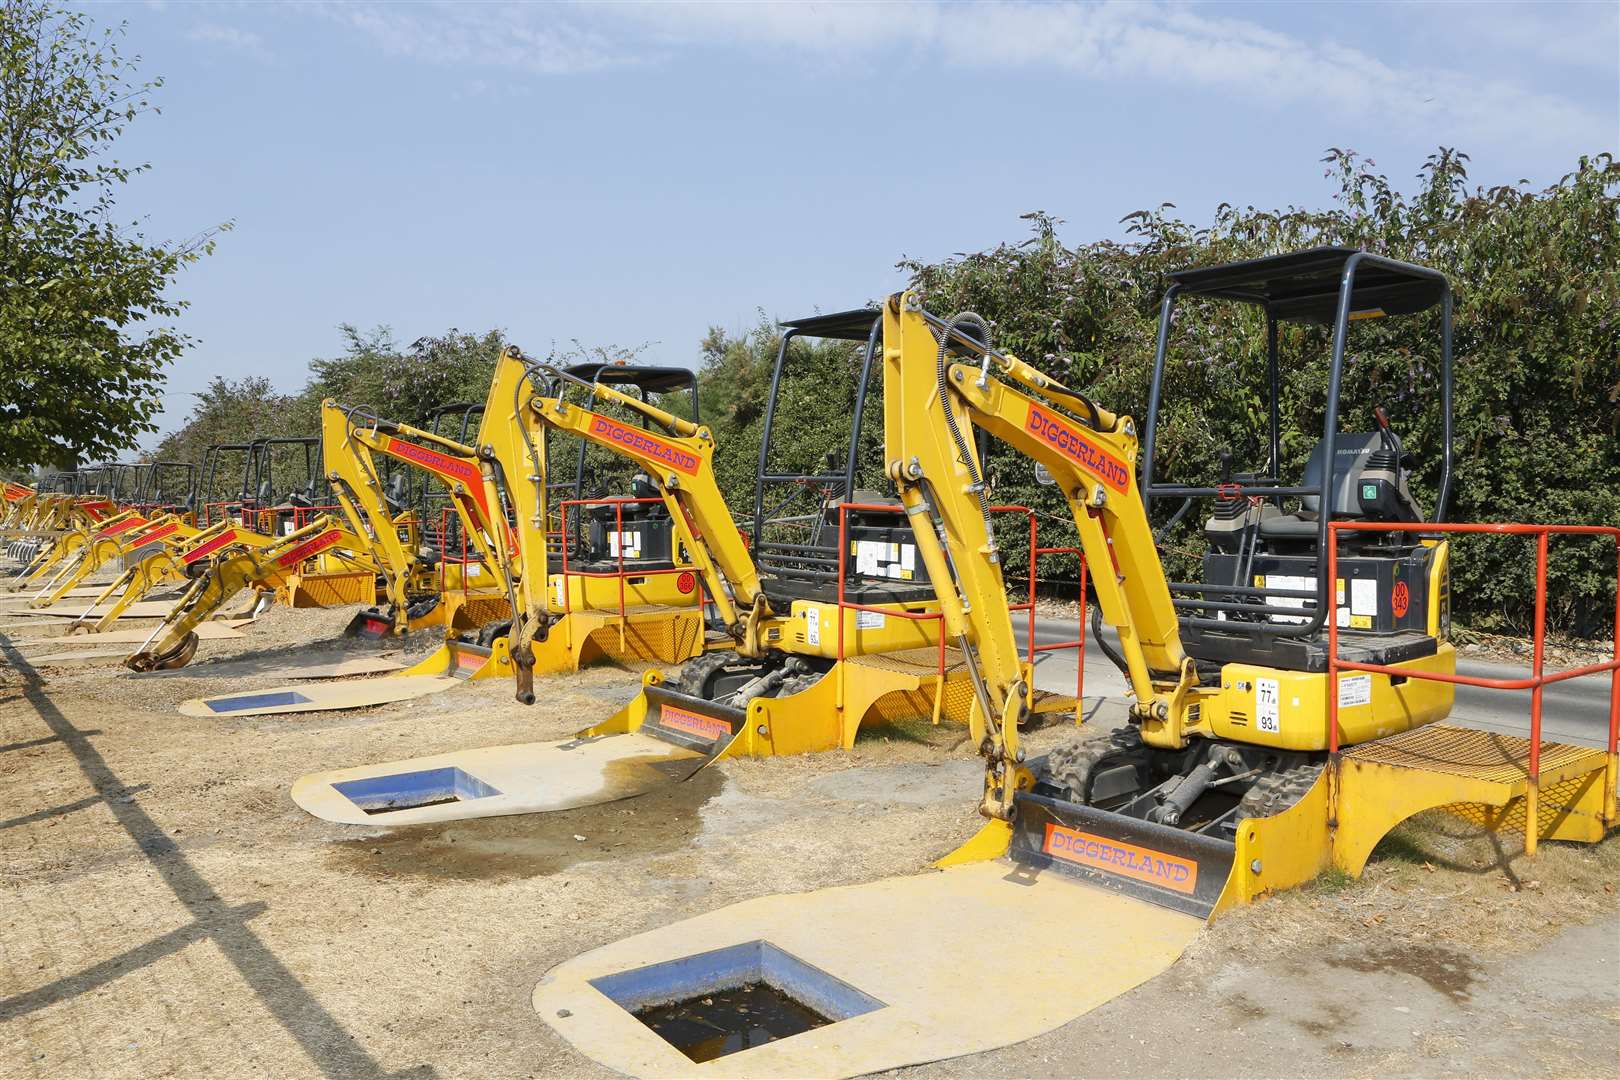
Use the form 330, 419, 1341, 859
1017, 614, 1617, 749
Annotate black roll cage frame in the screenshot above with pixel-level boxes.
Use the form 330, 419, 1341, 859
751, 309, 883, 587
1141, 249, 1455, 640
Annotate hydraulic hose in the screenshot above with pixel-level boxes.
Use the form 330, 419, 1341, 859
933, 312, 999, 564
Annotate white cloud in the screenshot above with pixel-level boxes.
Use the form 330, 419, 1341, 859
315, 1, 640, 76
187, 23, 271, 62
302, 1, 1610, 150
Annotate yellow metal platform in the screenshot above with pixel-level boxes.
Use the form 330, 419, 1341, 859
1333, 723, 1616, 874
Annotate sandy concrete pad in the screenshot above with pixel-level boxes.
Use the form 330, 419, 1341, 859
140, 656, 406, 681
292, 732, 707, 825
24, 647, 133, 664
3, 620, 250, 647
1, 599, 209, 619
281, 656, 406, 679
533, 860, 1201, 1079
177, 673, 460, 718
0, 586, 136, 607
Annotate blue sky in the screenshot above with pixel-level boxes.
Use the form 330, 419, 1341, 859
100, 1, 1618, 445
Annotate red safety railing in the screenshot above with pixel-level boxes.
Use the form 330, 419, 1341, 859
556, 497, 706, 636
833, 501, 1087, 723
995, 504, 1088, 710
435, 505, 491, 596
250, 504, 341, 536
1327, 521, 1620, 855
202, 500, 246, 527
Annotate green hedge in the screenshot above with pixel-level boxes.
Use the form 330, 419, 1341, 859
694, 149, 1619, 637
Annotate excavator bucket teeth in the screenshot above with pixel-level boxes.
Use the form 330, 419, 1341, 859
1009, 792, 1237, 920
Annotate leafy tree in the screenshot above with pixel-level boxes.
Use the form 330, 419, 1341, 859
296, 325, 507, 433
0, 0, 221, 471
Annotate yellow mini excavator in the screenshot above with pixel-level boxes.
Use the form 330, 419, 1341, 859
179, 352, 718, 718
320, 396, 513, 638
124, 513, 378, 670
883, 252, 1472, 915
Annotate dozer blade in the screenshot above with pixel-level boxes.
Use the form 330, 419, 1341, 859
291, 677, 748, 826
345, 608, 394, 639
1008, 792, 1236, 920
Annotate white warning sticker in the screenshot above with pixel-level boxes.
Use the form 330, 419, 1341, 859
1337, 673, 1373, 708
804, 606, 821, 647
1255, 677, 1281, 733
856, 610, 885, 630
1350, 578, 1378, 617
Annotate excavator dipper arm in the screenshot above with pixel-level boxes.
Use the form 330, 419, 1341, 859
125, 515, 368, 671
320, 399, 514, 634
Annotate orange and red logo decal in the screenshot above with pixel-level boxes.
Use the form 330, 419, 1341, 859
1024, 405, 1131, 494
657, 704, 731, 742
97, 515, 150, 538
130, 522, 181, 545
383, 437, 492, 519
1391, 580, 1409, 619
182, 530, 238, 564
1042, 823, 1198, 894
276, 529, 344, 568
588, 416, 700, 476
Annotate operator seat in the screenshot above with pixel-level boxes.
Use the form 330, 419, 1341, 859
1255, 431, 1422, 542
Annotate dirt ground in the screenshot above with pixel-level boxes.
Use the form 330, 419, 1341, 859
1, 602, 1616, 1079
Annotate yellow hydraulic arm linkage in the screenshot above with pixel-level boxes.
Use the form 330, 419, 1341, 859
480, 350, 754, 702
125, 515, 372, 671
320, 398, 515, 636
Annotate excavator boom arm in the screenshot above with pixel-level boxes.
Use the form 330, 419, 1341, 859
882, 292, 1187, 819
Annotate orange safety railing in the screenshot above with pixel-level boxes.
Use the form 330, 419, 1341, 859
1327, 521, 1620, 855
834, 502, 1087, 723
556, 497, 707, 633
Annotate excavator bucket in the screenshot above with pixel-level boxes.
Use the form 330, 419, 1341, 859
291, 670, 746, 824
1005, 791, 1237, 918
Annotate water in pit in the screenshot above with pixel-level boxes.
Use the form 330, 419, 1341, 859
635, 982, 833, 1063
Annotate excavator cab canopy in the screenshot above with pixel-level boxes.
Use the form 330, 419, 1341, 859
551, 362, 701, 569
752, 308, 933, 609
1142, 246, 1455, 672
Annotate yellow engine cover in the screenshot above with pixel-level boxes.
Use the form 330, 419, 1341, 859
1198, 643, 1456, 752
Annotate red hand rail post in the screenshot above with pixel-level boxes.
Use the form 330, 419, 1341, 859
1608, 542, 1620, 827
1078, 555, 1088, 712
836, 503, 848, 714
1326, 523, 1341, 757
1527, 529, 1549, 855
615, 500, 628, 650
